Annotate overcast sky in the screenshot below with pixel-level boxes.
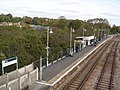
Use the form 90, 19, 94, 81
0, 0, 120, 25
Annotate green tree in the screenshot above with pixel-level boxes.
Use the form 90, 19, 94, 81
111, 25, 119, 34
68, 19, 82, 29
57, 19, 68, 29
0, 52, 6, 61
12, 17, 22, 23
23, 16, 32, 24
32, 17, 41, 25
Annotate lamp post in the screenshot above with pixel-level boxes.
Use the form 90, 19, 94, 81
70, 27, 75, 56
46, 27, 53, 67
105, 29, 107, 38
108, 29, 110, 36
98, 29, 100, 41
83, 28, 86, 48
104, 29, 107, 38
103, 29, 105, 38
108, 29, 110, 35
83, 28, 86, 37
94, 29, 96, 43
106, 29, 108, 37
101, 29, 103, 41
94, 29, 96, 39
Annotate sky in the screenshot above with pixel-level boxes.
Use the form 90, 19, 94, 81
0, 0, 120, 26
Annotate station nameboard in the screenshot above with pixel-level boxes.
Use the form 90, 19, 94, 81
2, 56, 18, 74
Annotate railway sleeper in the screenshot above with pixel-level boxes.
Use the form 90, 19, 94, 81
69, 85, 78, 89
101, 76, 111, 80
101, 76, 112, 80
73, 79, 81, 82
99, 80, 110, 84
70, 82, 81, 86
95, 84, 114, 90
97, 87, 109, 90
98, 83, 110, 87
69, 87, 77, 90
96, 83, 114, 89
102, 75, 110, 78
69, 86, 78, 89
96, 84, 110, 89
94, 86, 107, 90
73, 80, 82, 84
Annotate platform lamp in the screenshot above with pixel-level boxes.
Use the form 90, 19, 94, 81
46, 27, 53, 67
83, 28, 86, 48
94, 29, 96, 41
70, 27, 75, 56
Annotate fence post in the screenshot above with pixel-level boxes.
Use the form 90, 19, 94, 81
16, 69, 18, 90
18, 76, 20, 90
6, 73, 8, 90
28, 72, 30, 90
40, 56, 42, 81
17, 69, 20, 90
32, 62, 34, 70
25, 65, 27, 74
36, 67, 39, 80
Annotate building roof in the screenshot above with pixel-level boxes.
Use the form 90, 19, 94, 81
75, 36, 95, 40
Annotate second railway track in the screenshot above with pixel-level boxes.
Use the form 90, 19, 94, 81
95, 38, 119, 90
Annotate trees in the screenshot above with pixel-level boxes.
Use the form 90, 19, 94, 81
32, 17, 41, 25
0, 26, 68, 69
68, 19, 82, 30
57, 19, 68, 29
12, 17, 22, 23
23, 16, 32, 24
0, 14, 23, 23
87, 18, 111, 37
87, 18, 110, 29
0, 14, 10, 22
110, 25, 120, 34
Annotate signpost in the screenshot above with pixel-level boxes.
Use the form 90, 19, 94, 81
2, 56, 18, 75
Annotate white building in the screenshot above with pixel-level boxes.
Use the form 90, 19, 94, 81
74, 36, 95, 53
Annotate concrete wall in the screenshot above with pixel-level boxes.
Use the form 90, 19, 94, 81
8, 70, 17, 82
0, 84, 6, 90
18, 67, 26, 76
0, 68, 38, 90
20, 74, 28, 90
0, 74, 6, 86
29, 68, 38, 86
26, 63, 33, 74
8, 79, 19, 90
0, 63, 38, 90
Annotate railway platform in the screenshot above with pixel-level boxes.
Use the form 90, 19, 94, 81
31, 36, 112, 90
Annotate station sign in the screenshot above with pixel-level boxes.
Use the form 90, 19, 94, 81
2, 56, 18, 75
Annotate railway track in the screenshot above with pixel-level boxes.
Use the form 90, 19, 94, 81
63, 36, 119, 90
95, 38, 119, 90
